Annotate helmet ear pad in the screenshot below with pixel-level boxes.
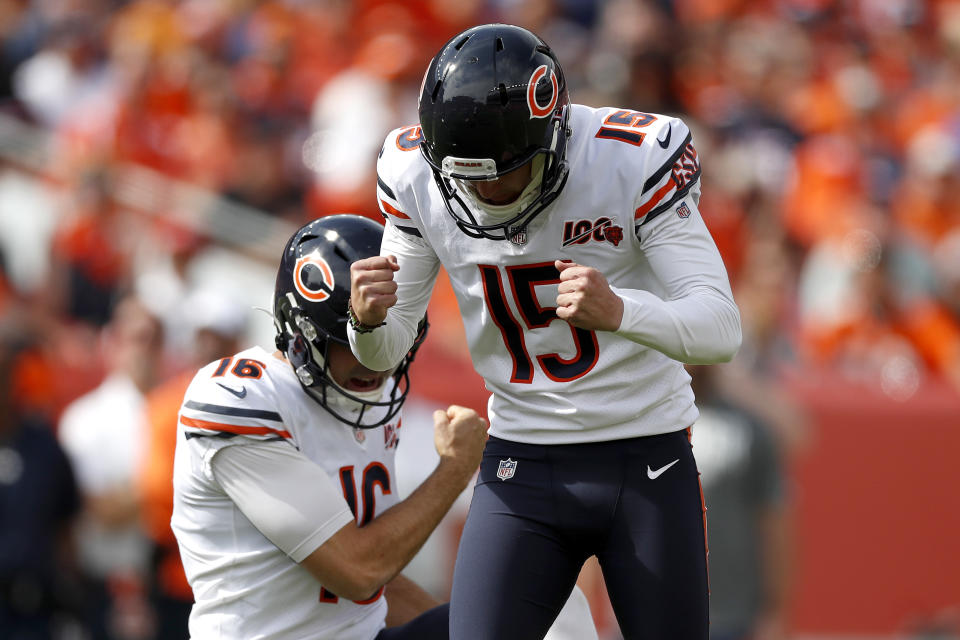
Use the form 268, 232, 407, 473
418, 24, 571, 242
272, 214, 428, 429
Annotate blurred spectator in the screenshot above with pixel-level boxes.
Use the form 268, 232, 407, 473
719, 235, 809, 452
305, 3, 424, 220
892, 123, 960, 249
901, 229, 960, 394
131, 222, 208, 362
223, 122, 305, 222
47, 166, 132, 327
139, 288, 246, 640
689, 364, 793, 640
11, 15, 109, 130
58, 296, 164, 640
794, 220, 957, 401
0, 319, 83, 639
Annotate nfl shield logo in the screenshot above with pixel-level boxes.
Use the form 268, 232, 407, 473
508, 227, 528, 246
676, 202, 691, 219
497, 458, 517, 481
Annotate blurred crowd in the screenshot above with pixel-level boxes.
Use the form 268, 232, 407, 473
0, 0, 959, 638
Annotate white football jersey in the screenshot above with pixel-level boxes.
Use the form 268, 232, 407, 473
352, 105, 740, 444
172, 346, 403, 639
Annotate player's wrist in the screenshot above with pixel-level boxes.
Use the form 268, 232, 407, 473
348, 300, 386, 334
435, 455, 478, 487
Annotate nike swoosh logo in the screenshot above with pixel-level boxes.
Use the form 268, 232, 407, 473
657, 124, 672, 149
216, 382, 247, 399
647, 458, 679, 479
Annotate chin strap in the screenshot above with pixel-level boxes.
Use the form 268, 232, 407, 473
459, 155, 547, 221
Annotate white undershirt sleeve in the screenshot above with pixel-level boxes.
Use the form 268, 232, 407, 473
616, 192, 742, 364
211, 441, 355, 563
348, 221, 440, 372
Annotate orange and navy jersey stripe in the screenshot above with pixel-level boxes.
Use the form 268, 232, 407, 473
633, 130, 701, 229
376, 173, 422, 238
180, 400, 291, 443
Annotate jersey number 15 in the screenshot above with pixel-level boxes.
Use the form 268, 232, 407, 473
480, 262, 599, 383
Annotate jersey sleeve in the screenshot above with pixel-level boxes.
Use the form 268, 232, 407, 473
179, 389, 293, 443
178, 360, 355, 562
210, 440, 355, 563
350, 129, 442, 372
177, 362, 297, 480
376, 126, 428, 240
598, 114, 739, 363
614, 189, 742, 364
632, 117, 702, 232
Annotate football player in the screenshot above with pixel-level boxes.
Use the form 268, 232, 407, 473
349, 24, 742, 640
171, 214, 597, 640
171, 215, 485, 639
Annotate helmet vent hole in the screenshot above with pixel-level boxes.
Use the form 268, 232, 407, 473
498, 83, 508, 106
535, 45, 550, 55
333, 246, 349, 262
496, 37, 504, 52
431, 81, 441, 102
454, 36, 470, 50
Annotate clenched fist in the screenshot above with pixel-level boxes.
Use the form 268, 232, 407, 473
350, 255, 400, 327
555, 260, 624, 331
433, 405, 489, 479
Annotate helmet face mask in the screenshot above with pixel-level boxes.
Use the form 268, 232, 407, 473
418, 24, 571, 244
273, 215, 427, 429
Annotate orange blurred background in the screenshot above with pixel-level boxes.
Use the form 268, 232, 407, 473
0, 0, 958, 638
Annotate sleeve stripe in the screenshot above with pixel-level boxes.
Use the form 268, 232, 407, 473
180, 416, 292, 439
380, 199, 411, 219
185, 431, 238, 440
636, 170, 702, 227
185, 432, 286, 443
394, 225, 422, 237
183, 400, 282, 422
642, 131, 692, 194
377, 175, 396, 200
635, 179, 677, 219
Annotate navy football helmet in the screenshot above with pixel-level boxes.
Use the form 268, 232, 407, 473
273, 215, 427, 429
418, 24, 570, 243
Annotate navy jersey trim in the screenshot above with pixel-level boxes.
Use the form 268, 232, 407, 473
183, 400, 283, 422
185, 431, 238, 440
395, 225, 423, 237
642, 131, 693, 194
184, 432, 287, 443
377, 175, 397, 200
636, 169, 702, 228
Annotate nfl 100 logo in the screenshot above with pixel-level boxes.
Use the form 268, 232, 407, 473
497, 458, 517, 481
676, 202, 691, 218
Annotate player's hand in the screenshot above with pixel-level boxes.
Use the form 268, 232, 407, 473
555, 260, 624, 331
350, 255, 400, 327
433, 405, 489, 478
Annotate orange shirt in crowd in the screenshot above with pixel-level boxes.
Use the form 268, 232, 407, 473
140, 369, 194, 601
899, 299, 960, 382
51, 215, 129, 290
